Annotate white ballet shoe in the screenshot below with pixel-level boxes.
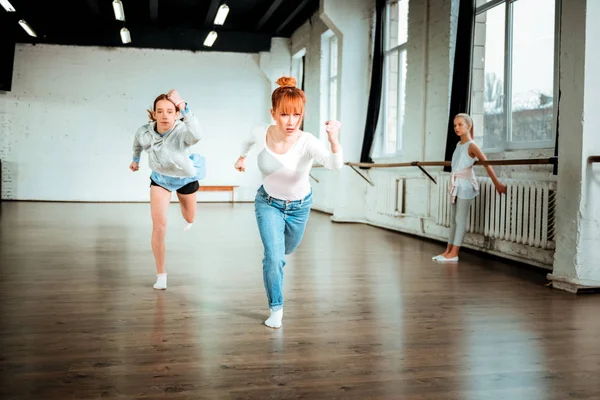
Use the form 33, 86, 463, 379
183, 222, 193, 231
437, 256, 459, 262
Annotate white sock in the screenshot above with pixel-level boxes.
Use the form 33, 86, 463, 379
153, 273, 167, 290
184, 222, 193, 231
264, 308, 283, 328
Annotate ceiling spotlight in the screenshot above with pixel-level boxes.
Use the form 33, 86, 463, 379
203, 30, 218, 47
113, 0, 125, 21
0, 0, 15, 12
18, 20, 37, 37
213, 4, 229, 25
120, 27, 131, 44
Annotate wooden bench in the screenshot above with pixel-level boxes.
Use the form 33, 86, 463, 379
197, 185, 239, 203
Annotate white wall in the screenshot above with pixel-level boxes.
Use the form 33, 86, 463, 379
548, 0, 600, 290
0, 43, 288, 202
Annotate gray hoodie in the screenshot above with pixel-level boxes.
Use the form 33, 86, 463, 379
132, 109, 202, 178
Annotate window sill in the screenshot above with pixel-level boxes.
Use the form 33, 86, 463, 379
481, 147, 555, 159
371, 153, 406, 164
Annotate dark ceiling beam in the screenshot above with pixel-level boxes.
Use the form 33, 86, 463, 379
149, 0, 158, 21
255, 0, 284, 31
275, 0, 311, 35
15, 25, 272, 54
203, 0, 221, 27
85, 0, 100, 15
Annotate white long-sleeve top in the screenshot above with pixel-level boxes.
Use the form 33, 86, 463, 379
241, 123, 344, 201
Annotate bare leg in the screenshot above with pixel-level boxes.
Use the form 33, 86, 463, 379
150, 185, 171, 274
176, 191, 197, 224
446, 245, 461, 258
440, 243, 453, 257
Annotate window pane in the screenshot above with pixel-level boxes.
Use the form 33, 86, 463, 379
470, 4, 505, 149
510, 0, 555, 142
389, 0, 408, 49
396, 49, 407, 152
329, 78, 337, 121
330, 35, 338, 77
385, 49, 399, 153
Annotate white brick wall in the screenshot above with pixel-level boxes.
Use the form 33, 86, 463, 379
0, 43, 273, 202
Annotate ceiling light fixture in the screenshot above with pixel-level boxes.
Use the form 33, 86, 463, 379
120, 27, 131, 44
213, 4, 229, 25
18, 19, 37, 37
203, 30, 218, 47
0, 0, 15, 12
113, 0, 125, 21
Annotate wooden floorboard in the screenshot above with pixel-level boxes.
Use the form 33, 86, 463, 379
1, 202, 599, 399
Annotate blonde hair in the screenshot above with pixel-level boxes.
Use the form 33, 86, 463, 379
455, 113, 474, 139
271, 76, 306, 115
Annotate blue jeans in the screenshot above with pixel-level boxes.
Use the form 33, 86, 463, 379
254, 185, 313, 311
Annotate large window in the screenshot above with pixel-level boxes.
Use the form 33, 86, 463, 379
374, 0, 409, 157
328, 35, 338, 122
470, 0, 559, 151
320, 30, 339, 140
291, 48, 306, 91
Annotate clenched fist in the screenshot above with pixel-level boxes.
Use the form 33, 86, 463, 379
167, 89, 185, 110
324, 120, 341, 145
234, 156, 246, 172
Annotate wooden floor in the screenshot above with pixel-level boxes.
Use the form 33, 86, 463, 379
1, 202, 600, 400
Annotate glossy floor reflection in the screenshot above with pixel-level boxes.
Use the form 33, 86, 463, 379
1, 202, 599, 399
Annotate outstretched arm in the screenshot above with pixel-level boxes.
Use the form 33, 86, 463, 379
469, 143, 507, 194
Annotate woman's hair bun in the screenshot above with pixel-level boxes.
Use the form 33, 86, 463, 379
276, 76, 297, 88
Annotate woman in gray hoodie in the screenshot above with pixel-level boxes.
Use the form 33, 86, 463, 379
129, 89, 204, 290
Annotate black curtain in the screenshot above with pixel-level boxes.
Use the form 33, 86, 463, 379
359, 0, 386, 165
553, 90, 560, 175
0, 12, 17, 92
443, 0, 476, 172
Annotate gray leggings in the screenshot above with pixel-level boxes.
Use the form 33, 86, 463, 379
448, 198, 473, 246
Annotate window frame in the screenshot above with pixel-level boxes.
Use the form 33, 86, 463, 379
374, 0, 409, 158
471, 0, 561, 152
320, 29, 339, 141
328, 34, 338, 122
291, 48, 306, 92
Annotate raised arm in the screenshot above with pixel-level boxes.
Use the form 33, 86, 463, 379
306, 121, 344, 170
179, 105, 203, 146
166, 89, 202, 146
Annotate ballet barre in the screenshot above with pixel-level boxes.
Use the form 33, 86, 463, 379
312, 157, 558, 186
588, 156, 600, 163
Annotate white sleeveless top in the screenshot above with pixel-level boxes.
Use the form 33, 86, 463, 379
451, 140, 479, 200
